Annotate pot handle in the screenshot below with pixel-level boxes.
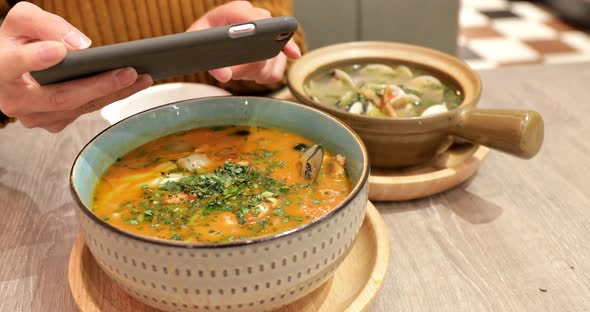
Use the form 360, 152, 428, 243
450, 109, 544, 159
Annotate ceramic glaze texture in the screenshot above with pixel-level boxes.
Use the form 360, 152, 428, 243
288, 41, 544, 168
77, 185, 367, 311
70, 97, 370, 312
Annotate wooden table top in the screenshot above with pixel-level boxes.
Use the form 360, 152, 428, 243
1, 62, 589, 312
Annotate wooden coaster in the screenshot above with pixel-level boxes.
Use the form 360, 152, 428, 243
369, 144, 489, 201
68, 202, 390, 312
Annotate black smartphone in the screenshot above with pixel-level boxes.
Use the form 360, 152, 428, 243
31, 16, 298, 85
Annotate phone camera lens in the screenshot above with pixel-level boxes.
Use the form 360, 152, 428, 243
275, 32, 292, 41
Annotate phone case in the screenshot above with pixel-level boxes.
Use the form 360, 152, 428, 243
31, 16, 298, 85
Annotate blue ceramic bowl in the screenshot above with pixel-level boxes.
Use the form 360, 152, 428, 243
70, 96, 369, 312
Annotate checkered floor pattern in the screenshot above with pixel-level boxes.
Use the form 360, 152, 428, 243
460, 0, 590, 69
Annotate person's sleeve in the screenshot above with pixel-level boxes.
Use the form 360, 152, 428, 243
0, 0, 10, 17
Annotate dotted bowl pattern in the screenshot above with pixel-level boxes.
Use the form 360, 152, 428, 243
76, 183, 368, 312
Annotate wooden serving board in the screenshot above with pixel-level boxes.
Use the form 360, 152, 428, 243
68, 202, 390, 312
369, 144, 489, 201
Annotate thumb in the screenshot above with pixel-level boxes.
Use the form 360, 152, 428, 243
0, 41, 67, 81
209, 67, 232, 83
2, 2, 91, 51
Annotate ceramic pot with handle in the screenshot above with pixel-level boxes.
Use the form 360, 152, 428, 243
288, 41, 544, 168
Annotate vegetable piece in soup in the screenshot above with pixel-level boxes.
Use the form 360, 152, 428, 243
304, 63, 463, 118
92, 126, 352, 243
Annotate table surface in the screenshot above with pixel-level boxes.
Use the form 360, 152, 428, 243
1, 62, 589, 312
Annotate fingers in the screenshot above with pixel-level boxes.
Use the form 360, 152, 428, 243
255, 53, 287, 84
253, 8, 273, 19
1, 2, 91, 50
209, 67, 232, 83
72, 74, 153, 115
187, 1, 270, 31
0, 67, 138, 117
282, 39, 301, 59
268, 53, 288, 83
187, 1, 297, 84
217, 2, 271, 24
212, 52, 287, 84
0, 41, 67, 81
18, 75, 153, 132
230, 60, 266, 80
31, 67, 139, 113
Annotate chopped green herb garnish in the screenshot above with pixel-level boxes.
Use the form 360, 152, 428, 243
261, 191, 274, 198
131, 162, 290, 227
125, 219, 140, 225
94, 125, 356, 244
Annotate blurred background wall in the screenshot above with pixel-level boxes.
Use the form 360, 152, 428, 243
293, 0, 460, 55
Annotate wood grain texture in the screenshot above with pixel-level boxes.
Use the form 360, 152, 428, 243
0, 116, 109, 312
369, 145, 489, 201
1, 63, 590, 312
369, 62, 590, 312
68, 202, 389, 312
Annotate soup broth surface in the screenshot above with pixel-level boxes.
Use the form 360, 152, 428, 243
93, 126, 351, 243
305, 63, 463, 118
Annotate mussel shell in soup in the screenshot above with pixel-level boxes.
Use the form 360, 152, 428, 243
92, 126, 352, 244
304, 63, 463, 118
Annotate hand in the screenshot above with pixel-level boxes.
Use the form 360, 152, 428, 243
187, 1, 301, 84
0, 3, 153, 133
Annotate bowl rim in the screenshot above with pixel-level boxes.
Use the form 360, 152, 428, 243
287, 41, 482, 124
70, 96, 370, 249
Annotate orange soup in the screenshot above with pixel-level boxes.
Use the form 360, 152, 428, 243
92, 126, 352, 243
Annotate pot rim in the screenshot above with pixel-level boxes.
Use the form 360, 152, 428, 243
287, 41, 482, 128
70, 96, 370, 250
